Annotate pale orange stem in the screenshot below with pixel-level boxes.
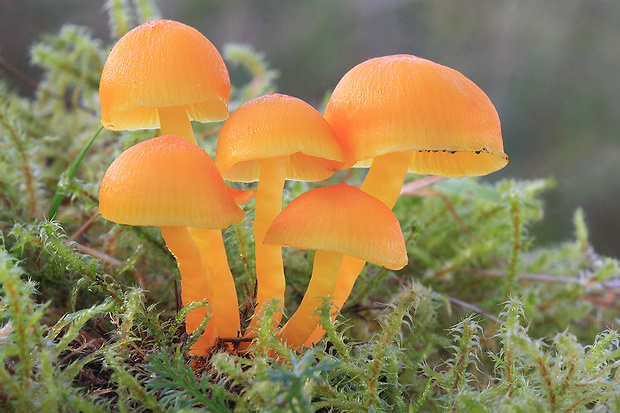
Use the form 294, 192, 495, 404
158, 106, 197, 144
280, 250, 343, 349
160, 226, 217, 354
240, 157, 287, 349
190, 227, 241, 343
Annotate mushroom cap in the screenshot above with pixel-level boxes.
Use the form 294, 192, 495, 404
324, 55, 508, 177
99, 135, 244, 228
264, 184, 407, 270
215, 93, 344, 182
100, 20, 230, 131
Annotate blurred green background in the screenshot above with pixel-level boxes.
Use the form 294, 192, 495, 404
1, 0, 619, 256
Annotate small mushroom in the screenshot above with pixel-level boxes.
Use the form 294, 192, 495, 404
306, 54, 508, 345
99, 135, 244, 354
215, 93, 344, 339
99, 19, 230, 144
264, 184, 407, 348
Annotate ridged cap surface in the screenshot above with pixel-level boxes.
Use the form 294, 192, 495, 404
100, 20, 230, 130
324, 55, 508, 176
264, 184, 407, 270
99, 135, 244, 228
215, 94, 344, 182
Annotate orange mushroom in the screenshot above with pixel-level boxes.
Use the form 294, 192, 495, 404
215, 93, 344, 339
99, 19, 230, 144
326, 55, 508, 207
99, 20, 242, 342
306, 54, 508, 346
99, 135, 244, 354
264, 184, 407, 348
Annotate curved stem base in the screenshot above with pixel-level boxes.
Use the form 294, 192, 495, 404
161, 226, 217, 354
190, 227, 241, 343
280, 250, 343, 349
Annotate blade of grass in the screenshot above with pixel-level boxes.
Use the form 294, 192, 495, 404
48, 125, 104, 220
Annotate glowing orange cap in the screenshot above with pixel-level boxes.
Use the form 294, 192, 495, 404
99, 135, 244, 228
215, 94, 344, 182
324, 55, 508, 177
100, 20, 230, 131
264, 184, 407, 270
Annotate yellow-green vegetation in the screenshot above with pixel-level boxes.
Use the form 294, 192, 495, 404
1, 1, 620, 411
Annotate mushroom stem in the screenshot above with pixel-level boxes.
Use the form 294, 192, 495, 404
303, 256, 366, 348
279, 250, 343, 348
160, 225, 217, 354
245, 157, 287, 334
304, 150, 413, 347
158, 106, 198, 144
189, 227, 241, 343
157, 110, 241, 344
360, 150, 414, 208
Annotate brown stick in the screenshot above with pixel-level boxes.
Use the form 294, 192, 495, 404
68, 241, 124, 268
399, 175, 447, 195
341, 293, 503, 324
442, 294, 504, 325
68, 212, 100, 242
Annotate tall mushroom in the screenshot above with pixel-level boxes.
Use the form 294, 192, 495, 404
264, 184, 407, 349
306, 54, 509, 345
99, 19, 242, 340
215, 93, 344, 337
98, 135, 244, 354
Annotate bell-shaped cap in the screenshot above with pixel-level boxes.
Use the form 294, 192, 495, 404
215, 94, 344, 182
99, 135, 244, 228
264, 184, 407, 270
324, 55, 508, 177
100, 20, 230, 131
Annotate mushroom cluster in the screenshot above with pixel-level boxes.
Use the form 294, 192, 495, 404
97, 20, 508, 357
